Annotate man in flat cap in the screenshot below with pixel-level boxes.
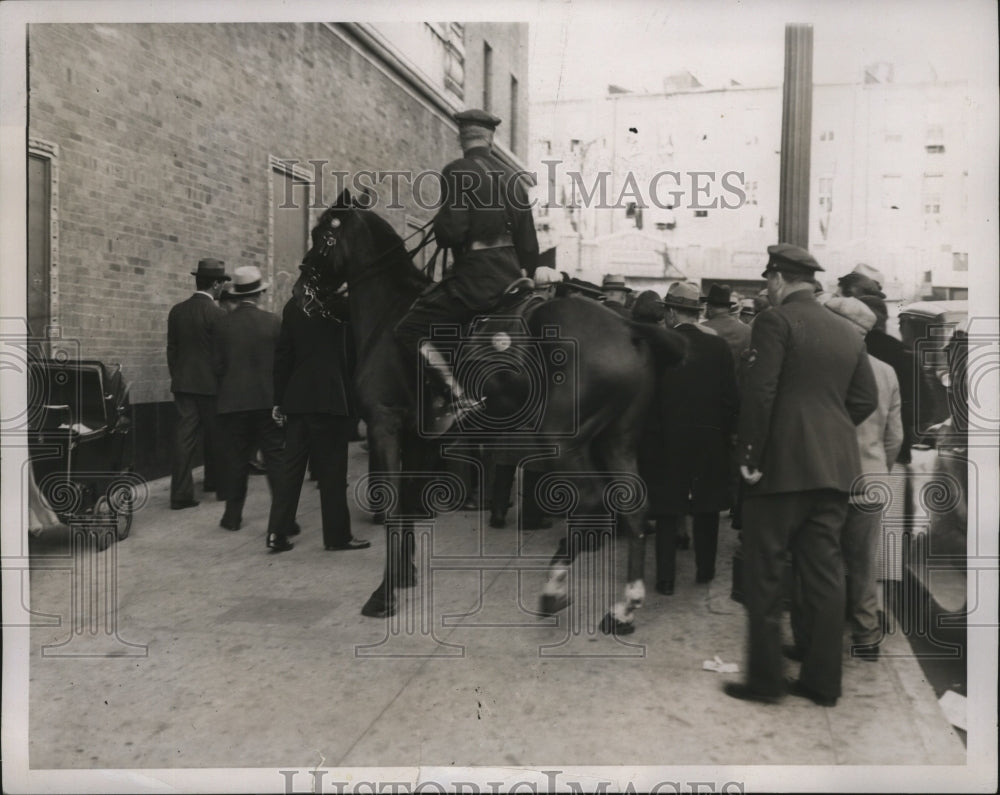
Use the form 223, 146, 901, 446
167, 258, 230, 509
725, 243, 878, 708
395, 108, 539, 435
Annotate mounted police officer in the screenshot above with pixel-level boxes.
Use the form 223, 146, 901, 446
395, 108, 539, 435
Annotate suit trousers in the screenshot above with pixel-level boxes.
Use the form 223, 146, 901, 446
170, 392, 219, 503
216, 409, 284, 523
838, 501, 884, 646
742, 490, 848, 700
655, 512, 719, 587
267, 414, 354, 547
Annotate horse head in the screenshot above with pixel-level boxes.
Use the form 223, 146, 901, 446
294, 189, 368, 317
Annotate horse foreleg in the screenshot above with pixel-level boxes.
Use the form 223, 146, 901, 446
539, 537, 573, 616
600, 523, 646, 636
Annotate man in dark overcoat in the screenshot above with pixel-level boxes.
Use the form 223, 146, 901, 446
166, 257, 229, 509
639, 281, 739, 594
212, 266, 283, 531
725, 244, 878, 708
265, 295, 370, 553
701, 284, 751, 370
395, 108, 539, 435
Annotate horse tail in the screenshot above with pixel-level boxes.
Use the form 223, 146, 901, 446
627, 321, 687, 367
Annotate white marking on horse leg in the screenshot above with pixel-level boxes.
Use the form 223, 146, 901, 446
625, 579, 645, 609
542, 566, 568, 597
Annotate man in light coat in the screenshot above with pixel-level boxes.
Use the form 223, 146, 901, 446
822, 297, 902, 661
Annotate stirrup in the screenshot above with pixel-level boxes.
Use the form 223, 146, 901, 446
426, 395, 485, 437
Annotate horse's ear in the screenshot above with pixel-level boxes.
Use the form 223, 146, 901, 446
333, 188, 352, 209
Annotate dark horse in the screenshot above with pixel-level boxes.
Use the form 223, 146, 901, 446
293, 191, 685, 633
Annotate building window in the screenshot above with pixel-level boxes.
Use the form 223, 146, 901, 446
28, 144, 58, 345
482, 41, 493, 112
819, 130, 834, 141
922, 174, 943, 215
925, 125, 945, 154
952, 252, 968, 271
509, 75, 519, 154
885, 132, 903, 143
818, 177, 833, 212
694, 210, 708, 218
443, 23, 465, 101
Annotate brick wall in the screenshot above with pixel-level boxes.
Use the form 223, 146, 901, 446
28, 22, 471, 406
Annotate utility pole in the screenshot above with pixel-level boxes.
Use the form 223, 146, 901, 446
778, 23, 813, 248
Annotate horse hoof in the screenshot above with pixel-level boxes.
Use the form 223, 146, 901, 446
599, 613, 635, 636
538, 593, 568, 617
361, 593, 397, 618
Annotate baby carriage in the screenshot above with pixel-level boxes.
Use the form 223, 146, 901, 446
28, 357, 136, 550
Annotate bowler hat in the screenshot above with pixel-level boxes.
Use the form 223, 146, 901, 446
229, 265, 269, 296
191, 258, 231, 281
662, 281, 704, 310
762, 243, 823, 278
632, 290, 665, 322
703, 283, 736, 307
454, 109, 502, 130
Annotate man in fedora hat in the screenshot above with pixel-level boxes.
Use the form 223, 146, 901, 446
837, 263, 886, 300
212, 265, 283, 532
638, 281, 739, 595
702, 283, 751, 370
394, 108, 539, 436
167, 258, 230, 509
601, 274, 632, 317
725, 243, 878, 708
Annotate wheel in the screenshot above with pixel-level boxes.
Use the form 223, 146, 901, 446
94, 481, 134, 545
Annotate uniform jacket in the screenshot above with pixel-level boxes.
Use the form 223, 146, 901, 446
640, 322, 740, 515
434, 146, 539, 309
273, 299, 355, 416
738, 290, 878, 495
864, 328, 915, 464
702, 313, 751, 369
166, 292, 226, 395
855, 355, 903, 489
213, 302, 282, 414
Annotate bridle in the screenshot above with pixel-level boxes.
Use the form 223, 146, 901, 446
299, 214, 438, 318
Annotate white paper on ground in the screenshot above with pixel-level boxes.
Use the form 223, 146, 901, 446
702, 655, 740, 674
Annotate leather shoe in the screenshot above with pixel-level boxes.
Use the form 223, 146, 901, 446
851, 642, 880, 661
266, 533, 294, 553
782, 644, 804, 662
170, 499, 199, 510
723, 682, 782, 705
655, 581, 674, 596
219, 516, 241, 531
786, 678, 838, 707
325, 537, 371, 551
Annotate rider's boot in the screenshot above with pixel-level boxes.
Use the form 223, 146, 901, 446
419, 341, 485, 436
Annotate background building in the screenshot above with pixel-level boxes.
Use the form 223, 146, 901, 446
27, 21, 530, 477
531, 65, 979, 300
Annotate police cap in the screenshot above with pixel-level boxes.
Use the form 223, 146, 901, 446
453, 109, 502, 130
762, 243, 824, 278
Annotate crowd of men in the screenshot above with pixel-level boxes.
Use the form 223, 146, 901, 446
166, 105, 915, 710
167, 259, 370, 554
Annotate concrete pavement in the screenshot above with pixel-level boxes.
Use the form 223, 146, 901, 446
22, 441, 968, 786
